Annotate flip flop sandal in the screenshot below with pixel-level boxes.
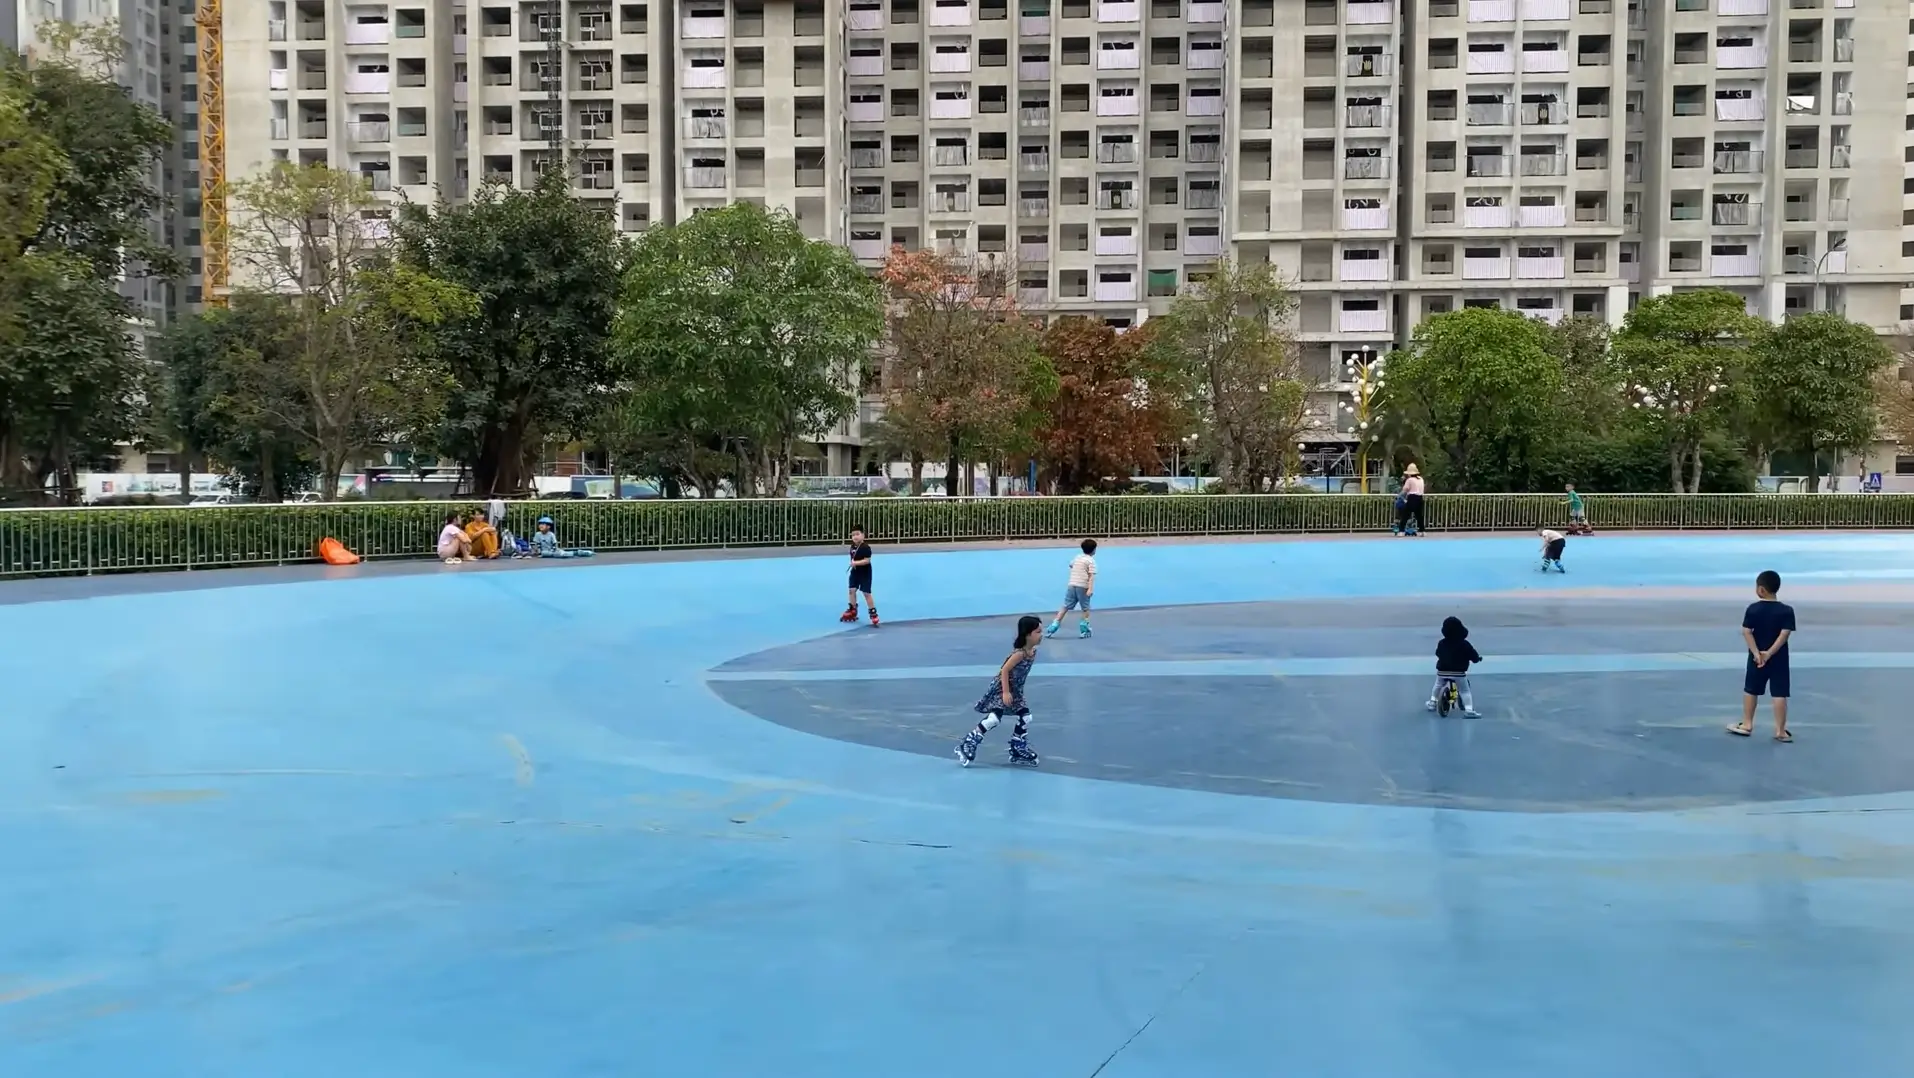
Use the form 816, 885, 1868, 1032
1774, 731, 1793, 743
1726, 724, 1753, 737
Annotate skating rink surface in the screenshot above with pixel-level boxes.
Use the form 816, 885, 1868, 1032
5, 532, 1914, 1077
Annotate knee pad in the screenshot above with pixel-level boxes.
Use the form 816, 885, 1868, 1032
979, 713, 1001, 732
1013, 712, 1031, 736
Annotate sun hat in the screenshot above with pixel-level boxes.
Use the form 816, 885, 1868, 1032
1403, 463, 1420, 477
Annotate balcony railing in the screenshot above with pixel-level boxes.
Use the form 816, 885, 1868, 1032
1020, 152, 1051, 172
684, 166, 727, 188
1783, 148, 1817, 168
847, 7, 883, 30
1517, 203, 1565, 227
1188, 1, 1224, 21
1467, 0, 1515, 20
1018, 60, 1050, 80
1465, 155, 1509, 177
1572, 257, 1605, 273
1516, 254, 1564, 278
1097, 143, 1138, 163
1711, 201, 1759, 225
1097, 0, 1140, 20
1828, 198, 1849, 221
1339, 258, 1389, 282
1344, 156, 1389, 179
1711, 253, 1760, 277
1346, 1, 1392, 24
1719, 0, 1767, 13
1519, 154, 1566, 176
931, 193, 973, 212
1520, 102, 1566, 125
1019, 107, 1050, 127
1188, 188, 1222, 209
1018, 198, 1050, 218
1712, 149, 1762, 174
349, 121, 390, 143
849, 193, 884, 213
1832, 37, 1853, 62
1346, 53, 1391, 77
1464, 203, 1510, 227
1463, 256, 1510, 279
1020, 14, 1050, 34
1466, 50, 1514, 74
1345, 104, 1389, 128
683, 65, 727, 88
849, 238, 886, 260
1830, 145, 1850, 168
1465, 102, 1512, 126
1716, 45, 1766, 69
932, 147, 969, 166
1715, 96, 1764, 122
1341, 205, 1389, 229
270, 117, 289, 139
1185, 234, 1224, 256
1522, 0, 1571, 16
1521, 50, 1569, 73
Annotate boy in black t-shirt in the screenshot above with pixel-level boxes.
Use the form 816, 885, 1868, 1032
1729, 569, 1795, 742
839, 527, 879, 627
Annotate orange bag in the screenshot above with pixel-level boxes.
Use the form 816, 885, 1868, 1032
317, 537, 361, 565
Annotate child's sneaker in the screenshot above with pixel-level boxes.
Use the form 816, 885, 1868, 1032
839, 605, 858, 623
1077, 621, 1092, 639
1461, 709, 1482, 719
1044, 620, 1060, 637
1425, 698, 1437, 711
1007, 736, 1039, 765
956, 731, 982, 767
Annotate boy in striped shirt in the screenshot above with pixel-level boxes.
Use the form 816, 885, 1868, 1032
1046, 539, 1098, 639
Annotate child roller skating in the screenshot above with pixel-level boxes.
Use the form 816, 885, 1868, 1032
1046, 538, 1098, 639
957, 615, 1043, 767
1565, 483, 1593, 535
839, 526, 879, 626
1538, 527, 1567, 573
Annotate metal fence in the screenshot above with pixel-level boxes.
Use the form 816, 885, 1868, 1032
2, 493, 1911, 578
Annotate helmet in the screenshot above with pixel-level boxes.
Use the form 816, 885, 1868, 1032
536, 515, 554, 526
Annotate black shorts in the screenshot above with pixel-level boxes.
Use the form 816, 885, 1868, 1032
848, 569, 872, 594
1544, 538, 1566, 560
1743, 657, 1790, 699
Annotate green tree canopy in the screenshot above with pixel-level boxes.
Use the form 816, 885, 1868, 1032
395, 175, 625, 495
1750, 311, 1895, 486
614, 202, 882, 496
1378, 307, 1561, 491
1613, 289, 1762, 492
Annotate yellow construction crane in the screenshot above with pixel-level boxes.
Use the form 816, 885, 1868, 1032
195, 0, 227, 307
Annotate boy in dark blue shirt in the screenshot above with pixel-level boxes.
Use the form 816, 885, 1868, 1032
1728, 569, 1795, 742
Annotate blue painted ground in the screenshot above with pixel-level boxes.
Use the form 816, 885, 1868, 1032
4, 533, 1914, 1077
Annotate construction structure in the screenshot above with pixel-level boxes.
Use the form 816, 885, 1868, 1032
196, 0, 227, 307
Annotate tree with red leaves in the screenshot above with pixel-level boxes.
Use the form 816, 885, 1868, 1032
1035, 317, 1173, 493
876, 248, 1053, 494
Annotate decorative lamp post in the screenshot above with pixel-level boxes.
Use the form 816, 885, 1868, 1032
1340, 346, 1386, 494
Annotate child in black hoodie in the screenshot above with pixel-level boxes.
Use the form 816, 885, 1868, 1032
1426, 615, 1484, 718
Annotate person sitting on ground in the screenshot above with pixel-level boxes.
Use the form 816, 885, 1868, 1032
463, 511, 501, 559
531, 516, 595, 559
437, 513, 474, 564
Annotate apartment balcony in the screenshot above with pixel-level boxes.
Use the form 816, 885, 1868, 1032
684, 166, 727, 188
1097, 0, 1140, 20
1669, 253, 1703, 273
1345, 1, 1392, 24
1463, 255, 1511, 278
931, 193, 973, 213
1784, 148, 1816, 169
848, 100, 883, 122
1715, 96, 1764, 122
1346, 104, 1390, 129
1340, 257, 1390, 281
1712, 150, 1762, 175
933, 238, 969, 257
1828, 198, 1849, 221
1188, 188, 1222, 209
1346, 53, 1392, 77
1188, 46, 1224, 70
1018, 198, 1050, 218
1020, 242, 1049, 264
1020, 14, 1050, 34
1516, 254, 1564, 278
1467, 0, 1514, 20
1466, 51, 1514, 75
1019, 107, 1050, 128
270, 117, 290, 139
269, 18, 287, 40
1095, 233, 1138, 256
933, 146, 969, 166
1824, 249, 1847, 273
1341, 204, 1390, 229
1521, 50, 1569, 74
1020, 152, 1051, 173
1571, 255, 1605, 273
1188, 141, 1221, 164
1620, 261, 1640, 282
1095, 278, 1137, 301
1097, 47, 1140, 70
1098, 190, 1138, 210
1019, 60, 1050, 80
849, 237, 886, 260
1466, 155, 1510, 178
1185, 233, 1224, 256
849, 193, 883, 213
344, 72, 389, 94
1097, 143, 1138, 164
348, 121, 390, 144
1344, 156, 1390, 180
346, 22, 390, 46
1464, 203, 1511, 227
847, 54, 883, 76
1711, 253, 1759, 277
362, 170, 393, 192
1187, 0, 1223, 20
930, 1, 973, 25
847, 6, 882, 30
682, 15, 725, 37
270, 68, 289, 89
1831, 92, 1852, 117
1520, 154, 1566, 177
931, 51, 973, 73
1719, 0, 1766, 13
299, 122, 328, 139
1716, 45, 1766, 70
1017, 287, 1049, 305
931, 97, 975, 119
1521, 0, 1571, 17
1831, 145, 1850, 168
1832, 38, 1853, 63
1519, 306, 1563, 324
683, 66, 727, 88
1096, 94, 1140, 117
1712, 200, 1760, 226
1520, 102, 1567, 125
297, 19, 326, 39
1339, 307, 1389, 332
1187, 93, 1224, 116
685, 116, 727, 140
796, 169, 825, 188
1517, 203, 1565, 227
1465, 102, 1513, 126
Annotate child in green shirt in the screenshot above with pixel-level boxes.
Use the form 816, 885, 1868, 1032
1565, 483, 1588, 533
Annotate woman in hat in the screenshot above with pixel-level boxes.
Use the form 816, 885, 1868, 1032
1395, 463, 1426, 536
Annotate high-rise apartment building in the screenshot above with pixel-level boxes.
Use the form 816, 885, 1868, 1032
213, 0, 1910, 471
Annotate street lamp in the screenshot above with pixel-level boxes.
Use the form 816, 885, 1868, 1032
1340, 347, 1387, 494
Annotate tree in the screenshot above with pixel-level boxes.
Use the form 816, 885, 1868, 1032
1877, 348, 1914, 452
1746, 313, 1894, 488
227, 163, 473, 499
878, 248, 1051, 496
155, 298, 315, 499
1036, 317, 1167, 493
1613, 289, 1761, 492
1145, 260, 1313, 491
395, 175, 624, 496
0, 26, 175, 502
1379, 307, 1561, 492
615, 202, 881, 496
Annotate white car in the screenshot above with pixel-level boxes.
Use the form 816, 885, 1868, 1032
188, 493, 244, 506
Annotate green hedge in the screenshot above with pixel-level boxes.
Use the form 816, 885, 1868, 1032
2, 493, 1911, 577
